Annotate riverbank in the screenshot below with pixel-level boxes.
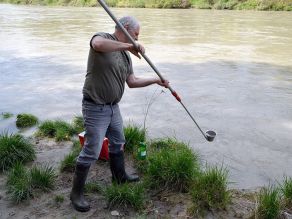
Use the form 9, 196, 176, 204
1, 0, 292, 10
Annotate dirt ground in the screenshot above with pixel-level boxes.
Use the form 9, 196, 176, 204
0, 137, 270, 219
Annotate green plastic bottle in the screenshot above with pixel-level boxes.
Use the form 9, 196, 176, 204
138, 142, 147, 160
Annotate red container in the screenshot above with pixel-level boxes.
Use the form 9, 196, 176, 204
78, 131, 109, 161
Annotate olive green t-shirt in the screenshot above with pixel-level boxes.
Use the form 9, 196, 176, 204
82, 32, 133, 104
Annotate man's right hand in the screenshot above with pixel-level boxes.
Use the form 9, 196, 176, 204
128, 43, 145, 59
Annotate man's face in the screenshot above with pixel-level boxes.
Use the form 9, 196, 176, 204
126, 25, 140, 41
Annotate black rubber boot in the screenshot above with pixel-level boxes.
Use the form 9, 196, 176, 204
70, 163, 91, 212
109, 151, 139, 184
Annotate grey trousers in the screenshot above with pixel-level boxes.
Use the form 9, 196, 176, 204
77, 99, 125, 166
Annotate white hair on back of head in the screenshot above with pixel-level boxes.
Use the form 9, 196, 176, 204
115, 16, 139, 31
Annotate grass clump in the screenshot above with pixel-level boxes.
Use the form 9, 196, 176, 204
105, 183, 145, 210
281, 177, 292, 208
124, 124, 146, 153
255, 186, 280, 219
30, 165, 56, 191
37, 120, 76, 141
85, 181, 103, 194
0, 132, 35, 171
1, 112, 13, 119
16, 113, 38, 128
190, 165, 230, 216
54, 195, 65, 203
6, 163, 32, 203
60, 140, 81, 172
72, 115, 84, 134
145, 138, 200, 192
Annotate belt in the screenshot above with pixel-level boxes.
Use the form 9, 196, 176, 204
83, 96, 116, 105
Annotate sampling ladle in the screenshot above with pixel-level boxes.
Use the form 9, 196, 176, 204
97, 0, 216, 142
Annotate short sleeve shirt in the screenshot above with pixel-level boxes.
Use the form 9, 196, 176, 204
82, 32, 134, 104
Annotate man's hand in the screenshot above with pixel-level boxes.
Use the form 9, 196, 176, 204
128, 43, 145, 59
157, 79, 170, 88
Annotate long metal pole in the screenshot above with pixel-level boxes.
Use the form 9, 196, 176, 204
97, 0, 209, 141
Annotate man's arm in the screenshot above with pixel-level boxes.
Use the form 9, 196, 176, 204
91, 36, 144, 59
91, 36, 132, 53
126, 74, 169, 88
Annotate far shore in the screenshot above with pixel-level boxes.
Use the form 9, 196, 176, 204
0, 0, 292, 11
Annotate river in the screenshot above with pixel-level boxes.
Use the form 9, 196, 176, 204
0, 4, 292, 189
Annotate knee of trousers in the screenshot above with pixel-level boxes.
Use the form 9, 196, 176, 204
108, 143, 124, 154
77, 135, 104, 165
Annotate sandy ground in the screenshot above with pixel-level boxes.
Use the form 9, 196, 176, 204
0, 137, 283, 219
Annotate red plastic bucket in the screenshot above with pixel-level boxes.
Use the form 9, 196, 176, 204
78, 131, 109, 161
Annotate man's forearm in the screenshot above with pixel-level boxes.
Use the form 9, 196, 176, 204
92, 37, 131, 52
128, 77, 158, 88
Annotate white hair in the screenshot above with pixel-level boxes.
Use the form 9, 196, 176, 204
115, 16, 139, 31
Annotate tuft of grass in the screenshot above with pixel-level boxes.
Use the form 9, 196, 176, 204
30, 165, 56, 191
1, 112, 13, 119
124, 124, 146, 153
145, 138, 200, 192
60, 140, 81, 172
256, 186, 280, 219
54, 195, 65, 203
85, 181, 103, 194
72, 115, 84, 134
190, 165, 230, 216
16, 113, 38, 128
0, 132, 36, 171
281, 177, 292, 208
105, 183, 145, 210
6, 162, 32, 203
37, 120, 76, 141
60, 152, 78, 172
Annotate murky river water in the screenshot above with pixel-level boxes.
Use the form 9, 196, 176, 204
0, 4, 292, 189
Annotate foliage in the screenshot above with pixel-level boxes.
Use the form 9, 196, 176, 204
37, 120, 76, 141
30, 165, 56, 191
60, 140, 81, 172
6, 163, 32, 203
124, 124, 146, 153
85, 181, 104, 193
255, 186, 280, 219
16, 113, 39, 128
54, 195, 65, 203
190, 165, 230, 216
72, 115, 84, 134
1, 112, 13, 119
145, 138, 200, 192
105, 183, 145, 210
280, 176, 292, 208
0, 132, 35, 171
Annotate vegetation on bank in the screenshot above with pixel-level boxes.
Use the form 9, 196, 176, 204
0, 0, 291, 10
1, 114, 292, 216
16, 113, 39, 128
0, 132, 36, 171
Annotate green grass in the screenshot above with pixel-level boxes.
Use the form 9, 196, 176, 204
6, 163, 57, 203
37, 119, 76, 141
30, 165, 56, 191
85, 181, 104, 194
280, 176, 292, 208
190, 165, 230, 216
256, 186, 280, 219
0, 132, 36, 171
124, 124, 146, 153
54, 195, 65, 203
145, 138, 200, 192
60, 140, 81, 172
16, 113, 39, 128
72, 115, 84, 134
1, 112, 13, 119
6, 162, 32, 203
105, 183, 145, 210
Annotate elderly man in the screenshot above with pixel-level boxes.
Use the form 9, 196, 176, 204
70, 16, 169, 212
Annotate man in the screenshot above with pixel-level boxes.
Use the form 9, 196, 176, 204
70, 16, 169, 212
